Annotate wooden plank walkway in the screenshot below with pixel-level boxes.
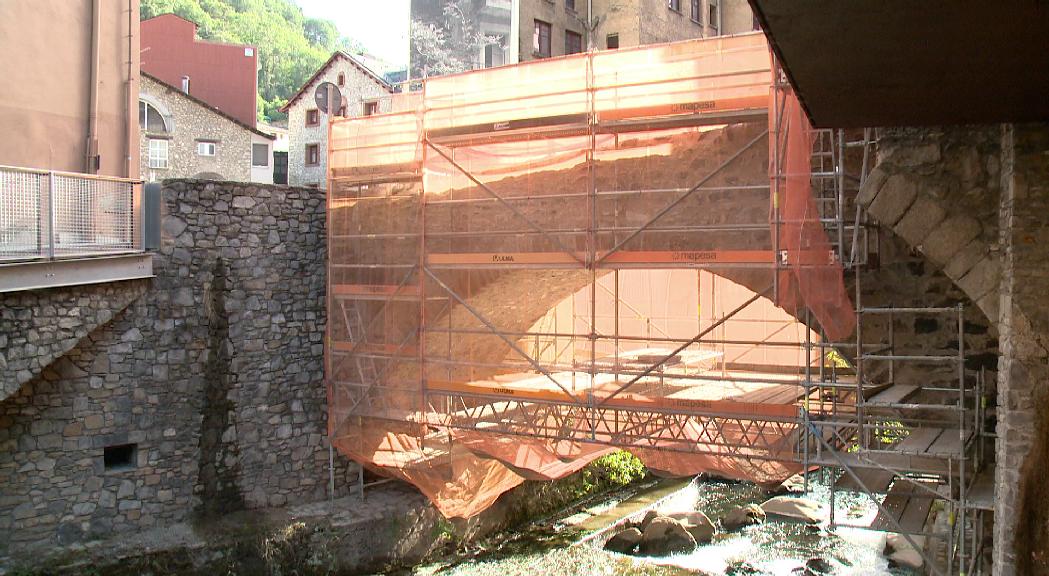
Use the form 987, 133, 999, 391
836, 467, 895, 493
866, 384, 920, 406
871, 479, 938, 533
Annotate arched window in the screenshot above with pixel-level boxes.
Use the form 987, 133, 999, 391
139, 100, 168, 133
337, 72, 345, 87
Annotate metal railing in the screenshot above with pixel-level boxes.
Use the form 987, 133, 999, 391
0, 165, 142, 262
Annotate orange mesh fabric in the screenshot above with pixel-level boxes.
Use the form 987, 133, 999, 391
326, 34, 843, 519
771, 91, 856, 341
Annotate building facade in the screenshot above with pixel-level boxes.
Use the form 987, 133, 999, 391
0, 0, 139, 177
409, 0, 755, 79
139, 74, 275, 183
141, 14, 259, 128
281, 53, 394, 189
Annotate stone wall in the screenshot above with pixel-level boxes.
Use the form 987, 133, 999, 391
997, 123, 1049, 576
286, 56, 393, 189
0, 180, 356, 564
0, 281, 148, 401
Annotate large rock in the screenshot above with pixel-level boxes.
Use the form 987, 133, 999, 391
639, 516, 697, 556
666, 511, 716, 543
639, 509, 659, 531
884, 533, 925, 570
760, 496, 825, 524
721, 503, 766, 531
604, 527, 642, 554
767, 474, 806, 496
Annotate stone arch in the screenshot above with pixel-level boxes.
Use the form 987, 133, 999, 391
192, 172, 225, 181
857, 127, 1001, 326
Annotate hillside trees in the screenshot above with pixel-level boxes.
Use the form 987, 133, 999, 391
141, 0, 364, 121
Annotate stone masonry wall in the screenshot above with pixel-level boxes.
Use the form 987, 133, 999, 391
0, 180, 355, 564
0, 281, 148, 401
997, 123, 1049, 576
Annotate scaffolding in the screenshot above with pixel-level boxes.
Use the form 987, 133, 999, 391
325, 32, 991, 573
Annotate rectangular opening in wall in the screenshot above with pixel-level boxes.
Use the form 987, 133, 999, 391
103, 443, 137, 471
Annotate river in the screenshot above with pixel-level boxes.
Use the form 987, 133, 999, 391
410, 473, 920, 576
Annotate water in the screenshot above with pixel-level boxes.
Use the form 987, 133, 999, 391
412, 473, 921, 576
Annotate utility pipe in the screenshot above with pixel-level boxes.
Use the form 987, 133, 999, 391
85, 0, 102, 174
125, 0, 135, 179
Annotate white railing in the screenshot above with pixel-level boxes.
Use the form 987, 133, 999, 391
0, 165, 142, 263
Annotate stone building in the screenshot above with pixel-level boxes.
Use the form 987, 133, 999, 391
281, 53, 395, 189
139, 73, 276, 184
409, 0, 756, 79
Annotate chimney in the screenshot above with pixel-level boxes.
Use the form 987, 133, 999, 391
181, 75, 190, 94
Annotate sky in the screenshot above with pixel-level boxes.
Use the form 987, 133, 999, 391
296, 0, 411, 68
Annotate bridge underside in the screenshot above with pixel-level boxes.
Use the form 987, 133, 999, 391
326, 34, 859, 518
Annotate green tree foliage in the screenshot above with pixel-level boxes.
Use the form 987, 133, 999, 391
141, 0, 364, 122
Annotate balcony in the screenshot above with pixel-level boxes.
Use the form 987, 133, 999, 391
0, 165, 153, 292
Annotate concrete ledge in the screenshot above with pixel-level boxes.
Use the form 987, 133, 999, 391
0, 254, 153, 293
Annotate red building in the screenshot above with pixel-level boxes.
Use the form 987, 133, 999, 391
141, 14, 258, 127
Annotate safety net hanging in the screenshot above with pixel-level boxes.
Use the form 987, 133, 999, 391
326, 33, 854, 518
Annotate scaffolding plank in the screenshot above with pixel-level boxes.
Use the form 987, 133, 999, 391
600, 250, 776, 267
835, 467, 895, 493
895, 428, 944, 454
332, 341, 419, 356
867, 384, 920, 406
332, 284, 421, 300
427, 252, 583, 266
870, 480, 936, 533
967, 466, 995, 511
927, 428, 967, 458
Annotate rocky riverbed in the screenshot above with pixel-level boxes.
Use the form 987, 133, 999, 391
409, 473, 923, 576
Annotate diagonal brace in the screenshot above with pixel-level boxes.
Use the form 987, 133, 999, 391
424, 267, 586, 404
596, 128, 769, 264
425, 140, 586, 265
597, 285, 771, 407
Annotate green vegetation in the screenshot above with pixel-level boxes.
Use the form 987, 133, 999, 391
141, 0, 365, 122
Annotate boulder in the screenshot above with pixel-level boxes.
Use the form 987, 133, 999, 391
604, 527, 642, 554
768, 474, 806, 496
721, 504, 766, 531
666, 511, 716, 543
884, 533, 925, 570
639, 516, 697, 556
760, 496, 825, 524
639, 509, 660, 531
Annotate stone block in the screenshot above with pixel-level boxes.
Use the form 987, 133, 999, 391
957, 256, 1001, 302
921, 214, 983, 266
869, 174, 920, 227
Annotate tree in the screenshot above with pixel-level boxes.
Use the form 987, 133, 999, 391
409, 0, 502, 80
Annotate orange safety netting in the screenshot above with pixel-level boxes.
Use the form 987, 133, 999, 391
326, 33, 852, 518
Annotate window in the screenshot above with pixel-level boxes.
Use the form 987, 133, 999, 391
139, 100, 167, 133
148, 138, 168, 169
606, 33, 619, 50
691, 0, 701, 22
252, 143, 269, 167
533, 20, 551, 58
668, 0, 681, 12
565, 0, 575, 10
104, 443, 137, 471
196, 141, 217, 156
306, 108, 320, 126
305, 143, 320, 166
337, 72, 345, 87
484, 36, 507, 68
708, 0, 720, 34
565, 30, 583, 55
363, 101, 379, 116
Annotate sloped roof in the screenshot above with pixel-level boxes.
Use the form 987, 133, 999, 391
279, 51, 395, 113
142, 72, 275, 140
